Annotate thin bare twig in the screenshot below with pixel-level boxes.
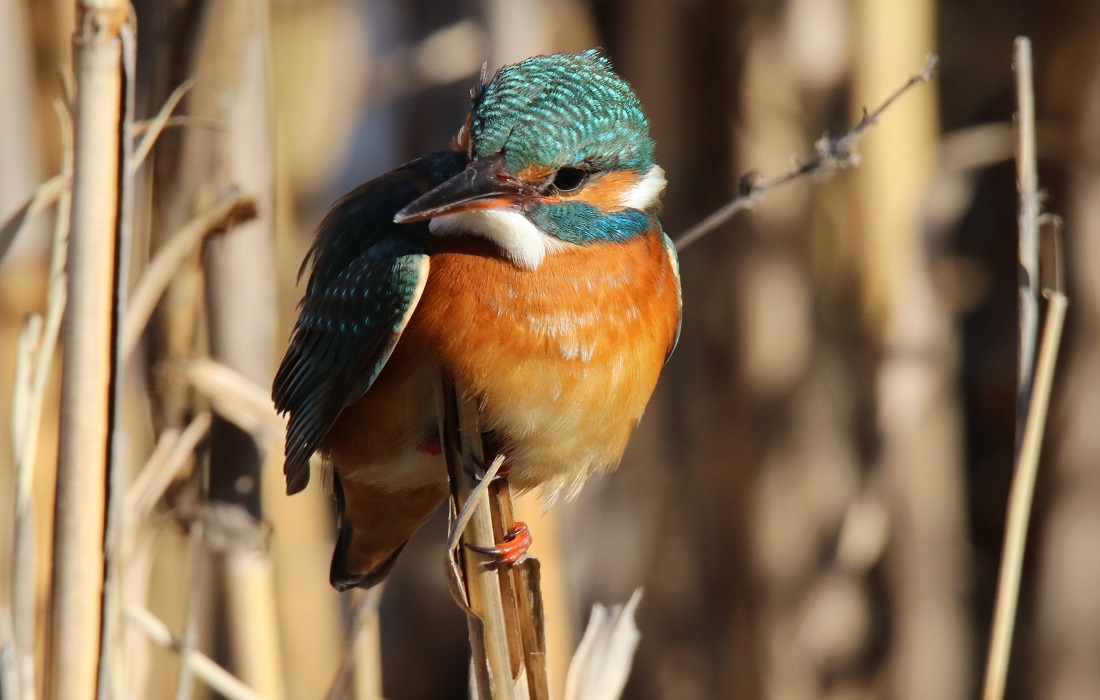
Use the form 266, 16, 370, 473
675, 55, 939, 252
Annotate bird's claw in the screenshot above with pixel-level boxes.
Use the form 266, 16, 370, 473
465, 522, 532, 568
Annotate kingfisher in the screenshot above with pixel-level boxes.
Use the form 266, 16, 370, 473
273, 50, 682, 591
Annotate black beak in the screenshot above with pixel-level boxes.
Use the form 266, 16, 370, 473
393, 155, 528, 223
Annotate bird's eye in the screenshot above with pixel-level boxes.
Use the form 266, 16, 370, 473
550, 167, 587, 193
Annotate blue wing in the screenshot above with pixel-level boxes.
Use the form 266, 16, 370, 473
273, 151, 466, 494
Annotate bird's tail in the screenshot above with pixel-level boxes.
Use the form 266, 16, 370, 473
329, 474, 448, 591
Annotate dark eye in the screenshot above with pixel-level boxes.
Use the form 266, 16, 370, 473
551, 167, 587, 193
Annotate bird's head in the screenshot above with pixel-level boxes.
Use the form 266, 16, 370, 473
394, 50, 665, 269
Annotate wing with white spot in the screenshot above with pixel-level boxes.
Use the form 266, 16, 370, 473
273, 151, 465, 494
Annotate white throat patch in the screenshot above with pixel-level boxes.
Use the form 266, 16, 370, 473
618, 164, 667, 211
429, 209, 567, 270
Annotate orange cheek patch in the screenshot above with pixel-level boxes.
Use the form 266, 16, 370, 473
566, 171, 639, 211
517, 164, 553, 182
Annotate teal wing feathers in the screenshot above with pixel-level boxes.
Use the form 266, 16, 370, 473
273, 150, 466, 494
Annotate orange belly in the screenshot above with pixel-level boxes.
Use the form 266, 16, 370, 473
409, 229, 680, 502
325, 228, 680, 503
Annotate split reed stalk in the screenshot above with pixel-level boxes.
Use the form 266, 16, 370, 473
436, 376, 549, 699
440, 383, 514, 698
46, 1, 126, 697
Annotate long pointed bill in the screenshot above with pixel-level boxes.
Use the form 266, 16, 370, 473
393, 155, 528, 223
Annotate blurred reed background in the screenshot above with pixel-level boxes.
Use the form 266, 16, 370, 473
1, 0, 1099, 698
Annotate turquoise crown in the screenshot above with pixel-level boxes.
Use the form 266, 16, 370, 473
472, 50, 655, 174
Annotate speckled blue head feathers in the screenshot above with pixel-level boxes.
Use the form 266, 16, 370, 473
472, 50, 655, 173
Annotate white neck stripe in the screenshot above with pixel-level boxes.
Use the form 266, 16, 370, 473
429, 209, 566, 270
618, 164, 666, 211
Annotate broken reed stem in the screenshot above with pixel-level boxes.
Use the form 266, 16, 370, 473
981, 38, 1063, 700
489, 481, 550, 700
436, 376, 549, 699
982, 290, 1067, 700
1013, 37, 1041, 450
46, 2, 127, 696
674, 54, 939, 252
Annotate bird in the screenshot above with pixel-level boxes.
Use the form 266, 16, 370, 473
273, 50, 682, 591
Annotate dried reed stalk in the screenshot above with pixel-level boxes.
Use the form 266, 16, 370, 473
7, 97, 73, 700
178, 0, 282, 691
853, 6, 971, 698
46, 1, 127, 696
980, 37, 1068, 700
10, 318, 42, 700
1013, 38, 1041, 448
436, 376, 549, 699
982, 277, 1066, 700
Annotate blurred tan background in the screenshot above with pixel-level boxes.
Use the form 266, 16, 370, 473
2, 0, 1100, 698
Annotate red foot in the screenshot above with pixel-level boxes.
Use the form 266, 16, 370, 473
420, 435, 443, 456
466, 522, 532, 567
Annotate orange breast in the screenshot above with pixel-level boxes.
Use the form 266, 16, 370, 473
407, 229, 681, 502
